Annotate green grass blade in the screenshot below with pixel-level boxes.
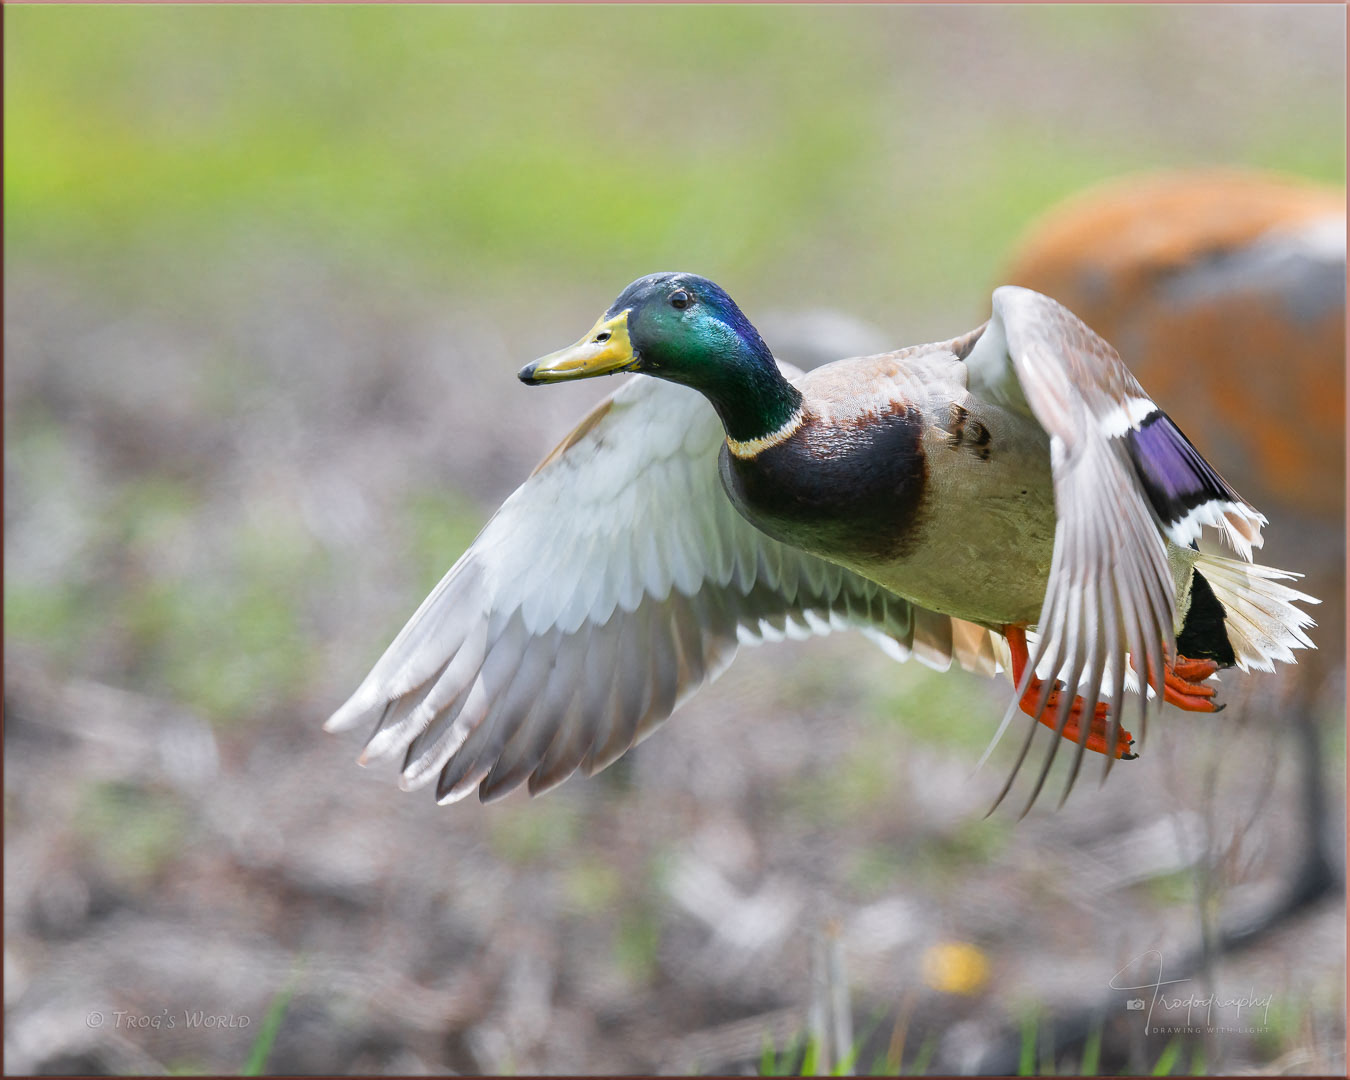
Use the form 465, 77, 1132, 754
1151, 1036, 1182, 1076
759, 1031, 806, 1076
1078, 1021, 1101, 1076
761, 1034, 777, 1077
832, 1003, 887, 1076
240, 982, 296, 1076
909, 1034, 936, 1076
801, 1035, 820, 1077
1018, 1011, 1037, 1076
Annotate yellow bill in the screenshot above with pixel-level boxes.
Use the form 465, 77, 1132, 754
518, 310, 637, 384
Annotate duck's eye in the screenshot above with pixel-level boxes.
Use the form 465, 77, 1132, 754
593, 330, 612, 343
670, 290, 691, 310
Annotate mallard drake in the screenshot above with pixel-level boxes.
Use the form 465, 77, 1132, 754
327, 274, 1317, 811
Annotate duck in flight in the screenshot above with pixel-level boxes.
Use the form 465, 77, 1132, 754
326, 273, 1317, 812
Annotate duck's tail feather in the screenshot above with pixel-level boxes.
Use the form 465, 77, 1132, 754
1182, 550, 1319, 673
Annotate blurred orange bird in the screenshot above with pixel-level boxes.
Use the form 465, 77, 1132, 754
1004, 170, 1344, 528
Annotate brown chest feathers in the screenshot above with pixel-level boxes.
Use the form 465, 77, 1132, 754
717, 403, 928, 562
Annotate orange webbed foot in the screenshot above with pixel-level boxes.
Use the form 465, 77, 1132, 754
1134, 651, 1223, 713
1162, 655, 1223, 713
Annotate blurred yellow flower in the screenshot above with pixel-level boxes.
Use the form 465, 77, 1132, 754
921, 941, 989, 995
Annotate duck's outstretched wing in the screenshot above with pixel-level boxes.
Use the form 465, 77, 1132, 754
326, 371, 999, 805
964, 286, 1268, 804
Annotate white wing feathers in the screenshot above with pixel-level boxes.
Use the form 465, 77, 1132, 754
965, 288, 1317, 808
327, 372, 998, 804
966, 287, 1180, 801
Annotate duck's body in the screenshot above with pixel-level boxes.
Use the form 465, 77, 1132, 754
719, 347, 1056, 627
328, 273, 1317, 810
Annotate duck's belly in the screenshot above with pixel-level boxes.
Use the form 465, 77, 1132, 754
720, 396, 1057, 628
864, 418, 1057, 626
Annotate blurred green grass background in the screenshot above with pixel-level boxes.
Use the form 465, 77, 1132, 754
8, 5, 1343, 312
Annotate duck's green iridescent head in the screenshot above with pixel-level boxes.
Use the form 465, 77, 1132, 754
520, 272, 801, 442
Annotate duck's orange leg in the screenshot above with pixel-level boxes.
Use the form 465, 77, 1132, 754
1004, 625, 1136, 759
